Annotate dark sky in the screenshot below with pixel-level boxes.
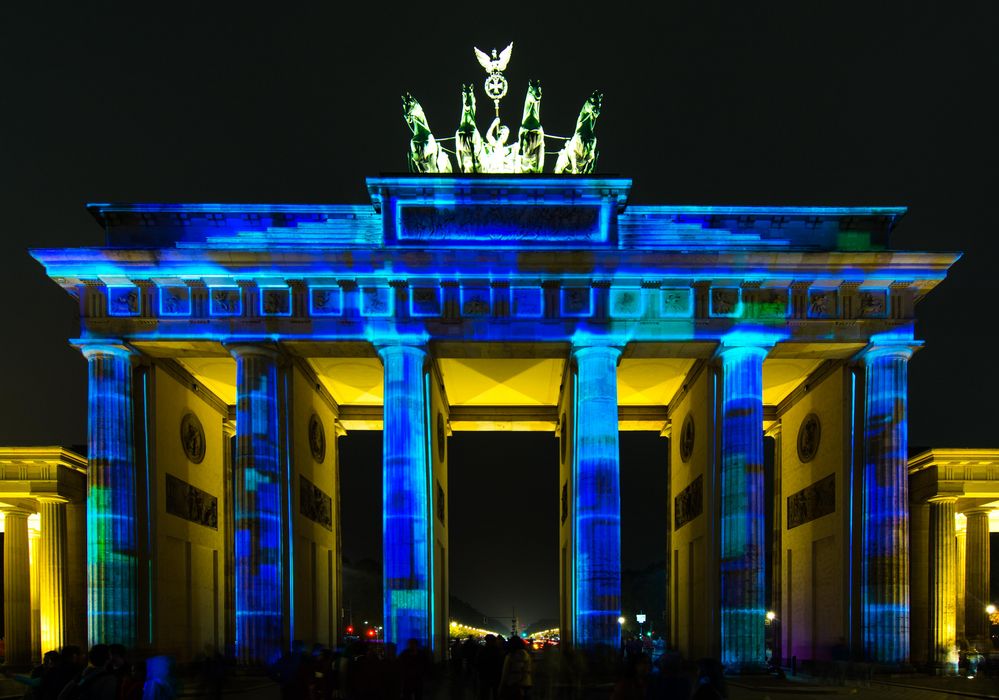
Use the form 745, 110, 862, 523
3, 3, 998, 625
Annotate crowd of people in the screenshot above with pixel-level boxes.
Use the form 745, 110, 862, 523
5, 637, 729, 700
7, 644, 178, 700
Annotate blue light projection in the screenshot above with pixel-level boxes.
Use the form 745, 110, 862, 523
718, 343, 767, 672
510, 286, 543, 317
210, 287, 242, 316
860, 343, 913, 665
380, 344, 431, 649
231, 345, 284, 665
79, 342, 138, 648
159, 286, 191, 316
572, 345, 622, 649
309, 287, 343, 317
107, 286, 140, 316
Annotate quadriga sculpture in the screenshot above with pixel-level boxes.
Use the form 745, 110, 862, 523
402, 92, 452, 174
517, 80, 544, 173
455, 84, 484, 173
555, 91, 602, 175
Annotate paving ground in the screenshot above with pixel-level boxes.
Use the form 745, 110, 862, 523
2, 669, 997, 699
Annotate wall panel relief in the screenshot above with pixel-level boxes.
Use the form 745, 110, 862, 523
300, 475, 333, 531
786, 473, 835, 530
165, 473, 218, 529
674, 474, 703, 530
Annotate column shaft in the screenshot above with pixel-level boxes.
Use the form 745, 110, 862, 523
39, 501, 68, 655
379, 345, 431, 649
928, 498, 957, 665
232, 346, 285, 665
860, 347, 911, 665
3, 510, 32, 666
955, 529, 966, 642
964, 510, 991, 645
82, 345, 138, 647
30, 528, 40, 661
719, 346, 767, 671
573, 346, 622, 648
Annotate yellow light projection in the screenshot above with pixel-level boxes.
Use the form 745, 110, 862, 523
309, 358, 385, 405
761, 359, 822, 405
437, 358, 564, 405
616, 359, 695, 406
176, 357, 236, 404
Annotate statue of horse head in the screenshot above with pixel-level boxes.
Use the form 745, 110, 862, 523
575, 91, 603, 138
402, 92, 431, 137
459, 84, 477, 128
521, 79, 542, 129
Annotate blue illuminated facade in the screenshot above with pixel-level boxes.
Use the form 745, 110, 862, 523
31, 176, 960, 668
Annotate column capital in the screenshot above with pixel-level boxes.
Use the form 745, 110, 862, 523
963, 507, 993, 517
927, 495, 960, 505
223, 341, 283, 360
854, 339, 922, 363
714, 336, 774, 364
71, 339, 135, 360
571, 343, 623, 362
0, 506, 33, 517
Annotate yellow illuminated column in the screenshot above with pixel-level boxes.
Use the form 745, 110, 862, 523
964, 509, 991, 646
3, 508, 32, 667
955, 524, 966, 642
38, 499, 68, 654
928, 497, 957, 665
29, 516, 40, 661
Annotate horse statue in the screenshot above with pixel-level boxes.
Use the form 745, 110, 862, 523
517, 80, 544, 173
554, 91, 602, 174
455, 84, 484, 173
402, 92, 452, 173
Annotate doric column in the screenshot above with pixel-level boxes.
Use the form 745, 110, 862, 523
79, 342, 138, 648
30, 521, 40, 661
3, 508, 32, 667
222, 421, 237, 658
572, 345, 622, 648
38, 500, 68, 655
378, 344, 432, 649
860, 344, 913, 665
964, 509, 991, 646
229, 344, 285, 665
718, 344, 768, 672
956, 528, 966, 642
928, 497, 957, 665
767, 423, 783, 665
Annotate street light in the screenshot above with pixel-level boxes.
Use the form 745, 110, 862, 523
636, 612, 647, 638
766, 611, 777, 622
987, 604, 996, 615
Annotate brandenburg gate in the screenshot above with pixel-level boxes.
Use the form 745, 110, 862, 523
29, 174, 959, 669
25, 45, 964, 673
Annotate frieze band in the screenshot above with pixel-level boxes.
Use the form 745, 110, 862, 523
786, 473, 835, 530
300, 475, 333, 531
165, 473, 218, 530
674, 474, 703, 530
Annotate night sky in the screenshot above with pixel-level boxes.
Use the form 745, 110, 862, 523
3, 4, 998, 627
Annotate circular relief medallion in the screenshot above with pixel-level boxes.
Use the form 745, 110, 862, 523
308, 413, 326, 463
679, 413, 695, 463
797, 413, 821, 463
436, 412, 446, 463
560, 413, 568, 463
180, 412, 206, 464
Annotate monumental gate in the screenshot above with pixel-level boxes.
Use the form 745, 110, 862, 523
30, 174, 959, 670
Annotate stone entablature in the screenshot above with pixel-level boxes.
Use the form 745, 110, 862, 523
0, 447, 86, 505
30, 178, 955, 346
909, 448, 999, 503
